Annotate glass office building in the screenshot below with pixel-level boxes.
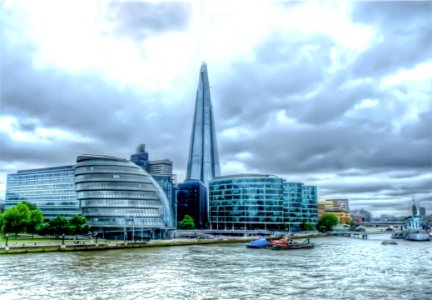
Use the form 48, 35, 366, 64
283, 182, 303, 232
302, 186, 318, 224
5, 166, 80, 219
209, 174, 318, 231
209, 175, 285, 230
75, 154, 174, 239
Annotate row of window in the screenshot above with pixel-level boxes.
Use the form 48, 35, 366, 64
77, 191, 159, 200
6, 196, 77, 202
209, 217, 284, 223
75, 166, 142, 175
209, 201, 284, 207
86, 217, 165, 227
75, 174, 149, 183
82, 208, 161, 217
80, 199, 164, 209
75, 182, 156, 192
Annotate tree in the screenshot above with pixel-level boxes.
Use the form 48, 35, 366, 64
179, 215, 195, 229
1, 203, 31, 236
47, 216, 69, 236
68, 215, 90, 236
21, 202, 44, 234
301, 222, 315, 231
317, 213, 339, 232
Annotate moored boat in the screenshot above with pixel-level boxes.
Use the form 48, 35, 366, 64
246, 238, 269, 248
405, 231, 430, 241
391, 232, 406, 239
270, 238, 315, 250
382, 240, 398, 245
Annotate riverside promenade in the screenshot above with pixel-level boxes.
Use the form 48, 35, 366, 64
0, 232, 325, 255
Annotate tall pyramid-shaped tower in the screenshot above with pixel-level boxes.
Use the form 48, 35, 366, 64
186, 62, 220, 185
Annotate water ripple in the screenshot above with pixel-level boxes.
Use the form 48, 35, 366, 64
0, 236, 431, 299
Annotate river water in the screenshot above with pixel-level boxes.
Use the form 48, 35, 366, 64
0, 234, 431, 300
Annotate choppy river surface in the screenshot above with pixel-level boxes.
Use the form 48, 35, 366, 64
1, 234, 431, 300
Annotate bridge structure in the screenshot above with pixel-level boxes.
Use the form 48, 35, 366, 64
362, 221, 405, 227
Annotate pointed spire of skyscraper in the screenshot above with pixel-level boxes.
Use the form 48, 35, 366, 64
186, 62, 221, 185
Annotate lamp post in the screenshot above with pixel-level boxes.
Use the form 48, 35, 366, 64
132, 216, 135, 243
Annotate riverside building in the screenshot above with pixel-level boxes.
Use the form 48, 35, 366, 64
176, 179, 208, 229
208, 174, 318, 232
5, 166, 80, 219
75, 154, 175, 239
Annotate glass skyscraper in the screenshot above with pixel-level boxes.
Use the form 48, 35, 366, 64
186, 62, 220, 186
75, 154, 174, 239
5, 166, 80, 219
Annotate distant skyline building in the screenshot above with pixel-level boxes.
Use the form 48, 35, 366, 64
186, 62, 220, 186
324, 199, 350, 212
147, 159, 173, 177
5, 166, 80, 219
420, 207, 426, 218
130, 144, 149, 170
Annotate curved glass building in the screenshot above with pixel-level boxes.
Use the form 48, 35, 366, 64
209, 174, 285, 230
75, 154, 174, 239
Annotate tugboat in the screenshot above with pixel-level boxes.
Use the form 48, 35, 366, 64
270, 235, 315, 250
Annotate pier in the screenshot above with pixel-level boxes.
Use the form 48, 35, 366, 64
332, 231, 368, 239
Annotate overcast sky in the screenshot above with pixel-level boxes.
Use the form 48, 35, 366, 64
1, 0, 431, 217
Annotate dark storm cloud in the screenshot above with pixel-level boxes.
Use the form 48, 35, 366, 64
216, 30, 334, 127
214, 2, 432, 178
350, 1, 432, 78
0, 10, 193, 170
107, 1, 192, 39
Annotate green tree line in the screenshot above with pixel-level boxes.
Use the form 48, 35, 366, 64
0, 201, 90, 237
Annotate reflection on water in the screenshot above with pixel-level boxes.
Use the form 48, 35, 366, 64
1, 235, 431, 299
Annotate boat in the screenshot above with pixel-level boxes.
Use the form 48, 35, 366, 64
246, 237, 269, 248
405, 230, 430, 241
391, 232, 406, 239
400, 197, 430, 242
382, 240, 398, 245
270, 238, 315, 250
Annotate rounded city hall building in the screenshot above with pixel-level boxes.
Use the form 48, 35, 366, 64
75, 154, 174, 239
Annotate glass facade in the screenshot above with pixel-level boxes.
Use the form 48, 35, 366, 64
75, 154, 174, 239
176, 179, 208, 229
130, 145, 176, 224
283, 182, 303, 232
130, 144, 149, 170
186, 62, 220, 185
209, 174, 318, 232
302, 186, 318, 225
209, 175, 285, 230
5, 166, 80, 219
